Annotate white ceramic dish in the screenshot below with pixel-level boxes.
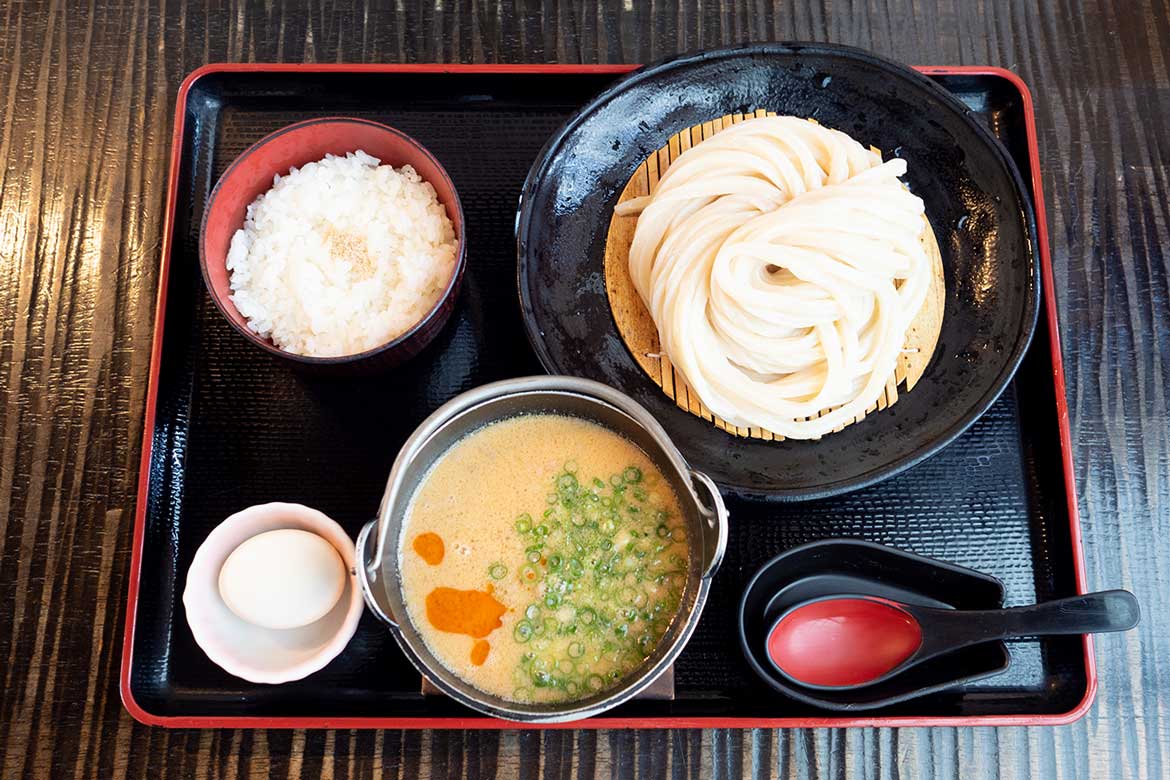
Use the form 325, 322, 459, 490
182, 502, 364, 684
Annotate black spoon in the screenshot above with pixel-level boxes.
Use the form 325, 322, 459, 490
765, 589, 1140, 690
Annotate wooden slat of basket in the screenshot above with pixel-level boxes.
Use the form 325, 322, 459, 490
603, 112, 945, 441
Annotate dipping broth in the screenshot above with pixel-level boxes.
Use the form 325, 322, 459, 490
400, 414, 690, 703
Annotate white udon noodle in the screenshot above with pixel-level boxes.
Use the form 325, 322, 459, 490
616, 116, 931, 439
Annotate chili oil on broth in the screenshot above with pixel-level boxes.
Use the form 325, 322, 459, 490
399, 413, 690, 704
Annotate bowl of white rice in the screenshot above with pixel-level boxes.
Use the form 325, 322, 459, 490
200, 117, 465, 371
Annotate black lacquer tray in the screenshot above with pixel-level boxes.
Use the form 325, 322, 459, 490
121, 63, 1092, 728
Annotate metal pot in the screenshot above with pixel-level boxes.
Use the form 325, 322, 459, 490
355, 376, 728, 722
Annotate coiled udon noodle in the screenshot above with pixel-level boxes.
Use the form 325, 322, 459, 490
616, 116, 931, 439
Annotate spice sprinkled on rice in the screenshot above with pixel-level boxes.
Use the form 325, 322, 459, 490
226, 150, 457, 357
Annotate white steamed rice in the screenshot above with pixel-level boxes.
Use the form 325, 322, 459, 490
226, 150, 457, 357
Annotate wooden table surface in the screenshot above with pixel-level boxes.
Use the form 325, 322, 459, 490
2, 1, 1167, 777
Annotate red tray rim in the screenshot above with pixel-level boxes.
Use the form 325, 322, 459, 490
120, 61, 1094, 730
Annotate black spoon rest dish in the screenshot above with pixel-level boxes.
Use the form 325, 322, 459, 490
738, 539, 1011, 711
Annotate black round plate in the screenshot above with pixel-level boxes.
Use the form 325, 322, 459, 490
516, 43, 1039, 500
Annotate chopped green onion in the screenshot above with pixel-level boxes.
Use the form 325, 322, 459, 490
514, 620, 534, 643
499, 461, 689, 703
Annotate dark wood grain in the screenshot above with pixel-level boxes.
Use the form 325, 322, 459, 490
2, 1, 1167, 777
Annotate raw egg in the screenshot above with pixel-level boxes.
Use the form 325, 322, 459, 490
218, 529, 346, 630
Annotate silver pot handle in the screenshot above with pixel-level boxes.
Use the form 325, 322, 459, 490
355, 519, 399, 628
689, 469, 728, 580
